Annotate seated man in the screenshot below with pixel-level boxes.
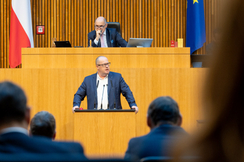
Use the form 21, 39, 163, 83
0, 81, 86, 156
30, 111, 56, 140
124, 96, 188, 161
88, 16, 127, 47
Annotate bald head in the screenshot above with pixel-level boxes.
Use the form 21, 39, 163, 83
96, 56, 110, 77
96, 56, 108, 65
94, 17, 108, 34
95, 17, 107, 24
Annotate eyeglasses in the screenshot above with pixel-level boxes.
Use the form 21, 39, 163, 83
97, 62, 111, 67
95, 25, 106, 29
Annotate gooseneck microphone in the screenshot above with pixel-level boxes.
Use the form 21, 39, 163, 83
94, 80, 99, 109
97, 80, 99, 88
110, 80, 116, 109
100, 84, 105, 110
107, 84, 109, 109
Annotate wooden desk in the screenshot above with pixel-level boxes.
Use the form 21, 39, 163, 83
22, 47, 190, 68
74, 110, 135, 156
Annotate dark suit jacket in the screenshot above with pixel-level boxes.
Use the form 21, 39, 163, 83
124, 124, 188, 161
73, 71, 137, 109
88, 28, 127, 47
0, 153, 87, 162
0, 132, 86, 155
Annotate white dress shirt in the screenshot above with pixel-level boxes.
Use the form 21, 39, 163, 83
97, 74, 108, 109
94, 30, 108, 47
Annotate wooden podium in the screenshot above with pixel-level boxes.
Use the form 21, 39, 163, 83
22, 47, 190, 68
73, 109, 135, 157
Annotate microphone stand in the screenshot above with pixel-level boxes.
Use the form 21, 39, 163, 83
100, 85, 105, 110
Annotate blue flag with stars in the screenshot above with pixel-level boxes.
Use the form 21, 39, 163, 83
186, 0, 206, 54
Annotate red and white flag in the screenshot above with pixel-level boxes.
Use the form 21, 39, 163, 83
9, 0, 34, 68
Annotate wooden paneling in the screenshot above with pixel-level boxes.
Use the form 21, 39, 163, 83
1, 0, 221, 68
21, 47, 190, 68
0, 68, 206, 142
0, 0, 10, 68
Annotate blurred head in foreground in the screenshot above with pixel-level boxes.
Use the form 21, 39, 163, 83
0, 81, 30, 130
30, 111, 56, 140
175, 1, 244, 161
147, 96, 182, 129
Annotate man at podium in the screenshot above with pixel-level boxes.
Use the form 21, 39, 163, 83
88, 16, 127, 47
72, 56, 138, 113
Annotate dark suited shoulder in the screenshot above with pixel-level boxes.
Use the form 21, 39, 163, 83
109, 71, 124, 82
124, 125, 188, 161
0, 132, 85, 154
126, 135, 146, 152
52, 140, 85, 153
88, 30, 96, 35
79, 73, 97, 86
126, 134, 148, 152
84, 73, 97, 80
0, 153, 88, 162
109, 71, 137, 108
109, 71, 122, 77
124, 136, 146, 161
88, 30, 98, 47
108, 28, 127, 47
73, 73, 97, 107
82, 73, 97, 85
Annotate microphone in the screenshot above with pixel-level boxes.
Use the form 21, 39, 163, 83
89, 39, 92, 48
110, 80, 116, 109
106, 84, 109, 109
94, 80, 99, 109
100, 84, 105, 110
97, 80, 99, 88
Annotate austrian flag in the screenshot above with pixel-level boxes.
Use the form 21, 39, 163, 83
9, 0, 34, 68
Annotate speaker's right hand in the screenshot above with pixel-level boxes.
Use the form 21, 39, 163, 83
72, 106, 79, 113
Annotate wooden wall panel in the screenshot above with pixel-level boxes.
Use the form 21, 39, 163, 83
0, 0, 10, 68
1, 0, 221, 68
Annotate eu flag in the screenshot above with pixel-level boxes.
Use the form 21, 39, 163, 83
186, 0, 206, 54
